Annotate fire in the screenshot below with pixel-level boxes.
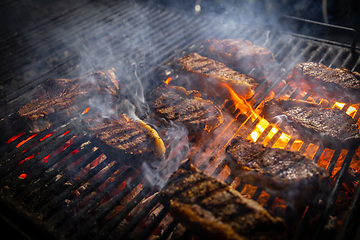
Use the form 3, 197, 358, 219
223, 84, 258, 119
250, 118, 269, 142
6, 132, 26, 144
346, 105, 358, 118
333, 102, 345, 110
272, 132, 291, 149
16, 134, 38, 148
291, 140, 304, 151
82, 107, 90, 115
164, 77, 172, 85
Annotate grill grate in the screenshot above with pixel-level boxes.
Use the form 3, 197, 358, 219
1, 0, 360, 239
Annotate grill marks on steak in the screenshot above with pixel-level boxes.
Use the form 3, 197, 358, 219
226, 137, 329, 204
18, 69, 119, 132
262, 98, 360, 147
287, 62, 360, 103
203, 39, 275, 79
160, 160, 287, 240
174, 53, 257, 100
86, 114, 165, 164
151, 84, 224, 135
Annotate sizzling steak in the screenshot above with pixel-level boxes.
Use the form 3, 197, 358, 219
18, 69, 119, 132
203, 39, 275, 79
226, 137, 329, 204
85, 113, 165, 165
174, 52, 257, 100
160, 160, 287, 240
262, 98, 360, 148
150, 84, 223, 136
287, 62, 360, 103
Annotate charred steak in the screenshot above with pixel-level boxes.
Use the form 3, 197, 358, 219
226, 137, 329, 204
85, 113, 165, 165
18, 69, 119, 132
174, 52, 257, 100
160, 160, 287, 240
150, 84, 223, 136
287, 62, 360, 103
203, 39, 275, 79
262, 98, 360, 148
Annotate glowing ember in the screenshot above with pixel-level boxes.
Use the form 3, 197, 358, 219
40, 132, 54, 141
82, 107, 91, 115
16, 134, 38, 148
291, 140, 304, 151
250, 118, 270, 142
303, 143, 319, 160
6, 132, 26, 144
164, 76, 172, 85
346, 105, 358, 118
272, 133, 291, 149
19, 154, 36, 165
317, 148, 335, 169
333, 102, 345, 110
18, 173, 27, 179
262, 127, 278, 146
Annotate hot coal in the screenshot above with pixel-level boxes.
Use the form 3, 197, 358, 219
17, 69, 119, 132
262, 98, 360, 148
226, 137, 330, 206
203, 39, 275, 80
160, 160, 287, 240
173, 52, 257, 100
287, 62, 360, 103
149, 84, 224, 138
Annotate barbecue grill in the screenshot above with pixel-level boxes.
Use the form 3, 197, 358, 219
1, 0, 360, 239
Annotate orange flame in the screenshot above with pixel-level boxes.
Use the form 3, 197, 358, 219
222, 83, 258, 119
82, 107, 90, 115
164, 77, 172, 85
333, 102, 345, 110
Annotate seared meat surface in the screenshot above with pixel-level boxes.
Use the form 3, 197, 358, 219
150, 84, 223, 136
203, 39, 275, 79
263, 98, 360, 148
160, 160, 287, 240
174, 52, 257, 100
287, 62, 360, 103
18, 69, 119, 132
226, 137, 329, 203
85, 113, 165, 165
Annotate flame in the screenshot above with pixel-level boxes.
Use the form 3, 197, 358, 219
346, 105, 358, 118
272, 132, 291, 149
82, 107, 90, 115
222, 84, 258, 119
164, 77, 172, 85
16, 134, 38, 148
250, 118, 270, 142
291, 139, 304, 151
19, 173, 27, 179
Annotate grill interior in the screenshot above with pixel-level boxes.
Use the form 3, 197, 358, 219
1, 1, 360, 239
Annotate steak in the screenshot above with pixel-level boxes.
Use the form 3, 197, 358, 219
203, 39, 275, 79
160, 160, 287, 240
173, 52, 257, 100
150, 84, 224, 136
225, 137, 330, 205
85, 113, 165, 165
287, 62, 360, 103
18, 69, 119, 132
262, 98, 360, 148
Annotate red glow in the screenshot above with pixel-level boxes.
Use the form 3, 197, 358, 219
164, 77, 172, 85
82, 107, 90, 114
16, 134, 38, 148
19, 173, 27, 179
40, 132, 54, 141
42, 155, 50, 164
19, 154, 36, 165
6, 132, 26, 144
62, 130, 71, 136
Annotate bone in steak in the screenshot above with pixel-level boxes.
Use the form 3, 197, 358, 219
225, 137, 329, 204
150, 84, 224, 136
173, 52, 257, 100
160, 160, 287, 240
262, 98, 360, 148
18, 69, 119, 132
287, 62, 360, 103
203, 39, 275, 79
85, 113, 165, 165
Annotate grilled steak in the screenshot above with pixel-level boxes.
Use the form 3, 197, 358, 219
85, 113, 165, 165
226, 137, 330, 204
18, 69, 119, 132
160, 160, 287, 240
203, 39, 275, 79
287, 62, 360, 103
150, 84, 224, 136
262, 98, 360, 148
173, 52, 257, 100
